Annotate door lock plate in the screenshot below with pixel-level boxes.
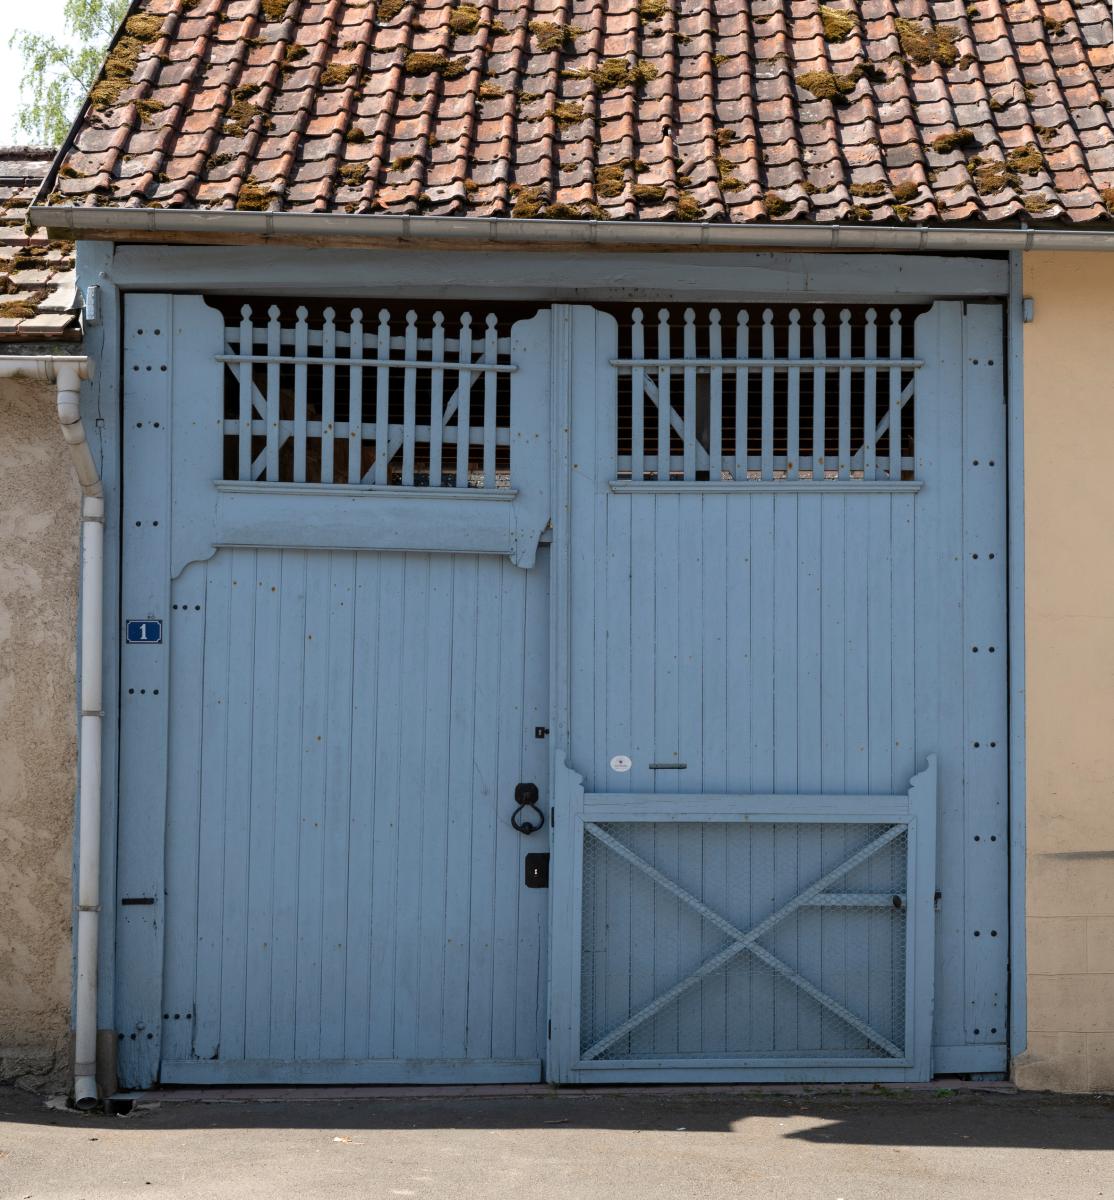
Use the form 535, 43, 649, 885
525, 853, 550, 888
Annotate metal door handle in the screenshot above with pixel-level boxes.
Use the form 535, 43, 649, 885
511, 782, 545, 835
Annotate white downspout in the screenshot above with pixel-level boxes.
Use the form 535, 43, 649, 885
0, 356, 99, 1107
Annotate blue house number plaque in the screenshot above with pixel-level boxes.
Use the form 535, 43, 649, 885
126, 619, 163, 645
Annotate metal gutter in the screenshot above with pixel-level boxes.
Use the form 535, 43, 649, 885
27, 205, 1114, 251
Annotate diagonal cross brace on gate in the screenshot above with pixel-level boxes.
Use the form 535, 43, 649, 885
580, 821, 907, 1061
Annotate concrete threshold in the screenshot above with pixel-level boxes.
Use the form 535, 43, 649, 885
114, 1076, 1016, 1104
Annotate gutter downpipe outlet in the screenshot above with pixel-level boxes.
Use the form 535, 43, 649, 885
0, 356, 99, 1109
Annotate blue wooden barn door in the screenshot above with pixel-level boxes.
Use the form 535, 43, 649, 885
547, 301, 1007, 1082
116, 296, 552, 1086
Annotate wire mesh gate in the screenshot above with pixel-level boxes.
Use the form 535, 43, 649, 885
548, 758, 937, 1083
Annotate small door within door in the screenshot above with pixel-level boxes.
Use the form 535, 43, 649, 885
158, 547, 550, 1085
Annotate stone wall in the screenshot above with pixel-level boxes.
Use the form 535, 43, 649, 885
0, 374, 78, 1089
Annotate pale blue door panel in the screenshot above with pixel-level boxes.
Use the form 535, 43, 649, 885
118, 296, 553, 1088
550, 301, 1008, 1082
159, 548, 549, 1084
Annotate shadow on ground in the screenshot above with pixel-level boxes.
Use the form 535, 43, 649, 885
2, 1085, 1112, 1151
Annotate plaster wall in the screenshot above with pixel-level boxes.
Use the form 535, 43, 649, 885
0, 375, 78, 1089
1014, 252, 1114, 1093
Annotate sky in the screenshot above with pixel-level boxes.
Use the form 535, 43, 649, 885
0, 0, 73, 143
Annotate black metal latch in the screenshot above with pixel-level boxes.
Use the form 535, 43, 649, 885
525, 853, 550, 888
511, 782, 545, 835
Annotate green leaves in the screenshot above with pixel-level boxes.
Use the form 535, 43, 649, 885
10, 0, 129, 144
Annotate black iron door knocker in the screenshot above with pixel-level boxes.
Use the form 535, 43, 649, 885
511, 781, 545, 834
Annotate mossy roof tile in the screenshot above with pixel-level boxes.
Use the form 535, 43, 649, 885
0, 148, 79, 343
29, 0, 1114, 227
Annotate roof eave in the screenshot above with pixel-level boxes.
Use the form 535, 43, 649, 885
28, 205, 1114, 252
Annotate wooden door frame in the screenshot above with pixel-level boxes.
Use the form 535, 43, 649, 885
75, 243, 1024, 1091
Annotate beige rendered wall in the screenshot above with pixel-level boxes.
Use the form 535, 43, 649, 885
0, 374, 78, 1089
1014, 253, 1114, 1092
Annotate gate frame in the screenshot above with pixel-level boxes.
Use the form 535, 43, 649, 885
74, 242, 1024, 1090
547, 757, 938, 1084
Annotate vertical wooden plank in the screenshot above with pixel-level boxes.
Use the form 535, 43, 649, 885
390, 555, 430, 1059
787, 309, 800, 481
293, 306, 308, 484
656, 308, 671, 480
631, 308, 645, 480
402, 310, 418, 486
889, 310, 903, 480
868, 497, 894, 796
429, 312, 445, 487
342, 551, 380, 1058
760, 308, 774, 480
160, 562, 206, 1065
466, 558, 501, 1059
812, 311, 826, 481
605, 495, 633, 794
600, 824, 631, 1056
678, 495, 704, 794
863, 309, 878, 480
628, 495, 655, 794
320, 307, 336, 484
820, 496, 846, 793
414, 556, 452, 1060
913, 303, 966, 1059
567, 308, 613, 782
708, 309, 723, 480
682, 308, 697, 481
237, 305, 253, 481
769, 497, 801, 1055
116, 296, 189, 1087
243, 548, 281, 1062
191, 551, 232, 1062
516, 554, 550, 1061
267, 551, 308, 1061
367, 553, 403, 1057
701, 494, 728, 794
483, 313, 499, 487
347, 308, 364, 484
441, 555, 478, 1057
837, 309, 851, 480
374, 309, 391, 486
319, 551, 356, 1058
734, 311, 749, 479
725, 492, 752, 792
749, 494, 775, 792
455, 313, 474, 488
293, 552, 330, 1061
890, 492, 917, 792
216, 548, 258, 1062
649, 493, 681, 1051
653, 494, 681, 791
265, 305, 280, 482
795, 500, 824, 1045
844, 495, 870, 794
747, 822, 776, 1051
490, 561, 528, 1060
961, 303, 1009, 1051
773, 495, 798, 794
676, 507, 705, 1055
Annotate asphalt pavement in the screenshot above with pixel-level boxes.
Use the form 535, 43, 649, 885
1, 1083, 1111, 1200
